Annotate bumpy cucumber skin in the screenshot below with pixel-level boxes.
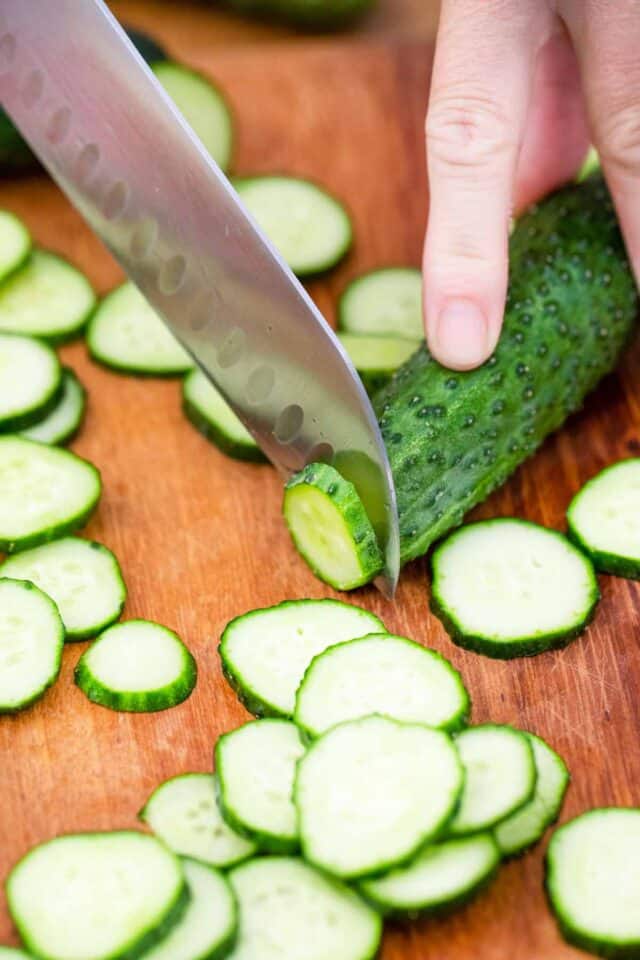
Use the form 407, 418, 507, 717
182, 383, 266, 463
222, 0, 374, 30
0, 336, 63, 433
430, 520, 601, 660
374, 176, 638, 569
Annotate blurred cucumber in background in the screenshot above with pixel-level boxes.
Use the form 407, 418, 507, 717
220, 0, 376, 29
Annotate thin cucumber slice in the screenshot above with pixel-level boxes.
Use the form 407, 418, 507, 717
88, 283, 193, 376
295, 715, 463, 879
0, 210, 31, 283
0, 949, 34, 960
0, 536, 126, 641
495, 733, 569, 856
431, 519, 600, 659
216, 719, 305, 853
20, 368, 86, 445
75, 620, 196, 712
0, 333, 61, 432
283, 462, 383, 590
228, 857, 381, 960
0, 250, 96, 344
219, 598, 385, 718
294, 633, 469, 737
339, 268, 424, 340
182, 369, 265, 462
153, 62, 233, 172
0, 436, 101, 553
358, 833, 501, 919
448, 725, 536, 836
546, 808, 640, 959
0, 578, 63, 713
234, 176, 352, 276
6, 831, 188, 960
140, 773, 257, 868
142, 858, 237, 960
337, 332, 420, 394
567, 459, 640, 579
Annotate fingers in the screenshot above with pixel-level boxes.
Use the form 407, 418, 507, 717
423, 0, 551, 370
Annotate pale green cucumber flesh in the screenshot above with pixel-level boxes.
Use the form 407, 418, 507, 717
338, 267, 423, 340
20, 368, 86, 445
182, 369, 265, 462
0, 210, 31, 283
337, 332, 420, 393
0, 333, 62, 432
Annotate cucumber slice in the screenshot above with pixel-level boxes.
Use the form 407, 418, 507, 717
338, 268, 423, 340
0, 437, 101, 553
228, 857, 381, 960
337, 333, 420, 394
495, 733, 569, 856
295, 715, 463, 879
234, 176, 352, 276
142, 858, 237, 960
283, 462, 383, 590
448, 725, 536, 836
431, 519, 600, 659
546, 808, 640, 959
0, 250, 96, 344
567, 459, 640, 579
0, 578, 63, 713
358, 833, 501, 918
75, 620, 196, 712
182, 369, 265, 462
216, 719, 305, 853
294, 633, 469, 737
219, 598, 385, 718
140, 773, 257, 868
0, 536, 126, 641
0, 949, 34, 960
0, 210, 31, 283
20, 368, 86, 446
88, 283, 193, 376
6, 831, 188, 960
0, 333, 61, 432
153, 62, 233, 173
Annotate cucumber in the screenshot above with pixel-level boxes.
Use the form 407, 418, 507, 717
153, 63, 233, 173
495, 733, 569, 856
6, 831, 188, 960
295, 715, 463, 879
430, 519, 600, 659
182, 369, 265, 462
337, 332, 420, 394
546, 808, 640, 959
126, 27, 168, 65
0, 210, 31, 283
338, 267, 423, 340
283, 462, 383, 590
0, 333, 61, 432
0, 436, 101, 553
293, 633, 469, 737
142, 858, 237, 960
20, 368, 86, 445
577, 146, 600, 182
0, 250, 96, 344
75, 619, 196, 712
0, 578, 63, 713
234, 176, 352, 276
227, 857, 382, 960
88, 283, 193, 376
219, 598, 385, 718
0, 950, 34, 960
216, 719, 305, 853
0, 536, 126, 640
140, 773, 257, 868
222, 0, 375, 29
358, 833, 501, 919
448, 725, 536, 836
567, 459, 640, 579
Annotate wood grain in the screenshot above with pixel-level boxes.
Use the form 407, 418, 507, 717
0, 35, 638, 960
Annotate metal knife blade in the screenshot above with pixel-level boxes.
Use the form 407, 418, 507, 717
0, 0, 400, 595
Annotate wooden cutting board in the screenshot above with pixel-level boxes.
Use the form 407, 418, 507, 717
1, 38, 639, 960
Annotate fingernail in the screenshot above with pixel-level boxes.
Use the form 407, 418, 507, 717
435, 298, 488, 369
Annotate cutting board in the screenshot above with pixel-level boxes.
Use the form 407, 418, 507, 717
1, 38, 639, 960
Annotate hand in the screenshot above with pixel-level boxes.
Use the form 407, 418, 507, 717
423, 0, 640, 370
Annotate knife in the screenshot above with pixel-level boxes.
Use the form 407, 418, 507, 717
0, 0, 400, 596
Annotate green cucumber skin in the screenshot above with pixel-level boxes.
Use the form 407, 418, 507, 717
374, 176, 638, 569
567, 463, 640, 579
182, 394, 266, 463
31, 368, 87, 447
221, 0, 374, 30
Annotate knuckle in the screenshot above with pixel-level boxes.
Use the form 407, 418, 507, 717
426, 93, 517, 171
598, 100, 640, 177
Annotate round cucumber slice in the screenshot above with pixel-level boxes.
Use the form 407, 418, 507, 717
337, 332, 420, 394
235, 176, 352, 276
294, 633, 469, 737
6, 831, 188, 960
20, 368, 86, 445
295, 715, 463, 879
182, 369, 265, 462
0, 949, 34, 960
0, 333, 61, 432
338, 267, 424, 340
0, 210, 31, 283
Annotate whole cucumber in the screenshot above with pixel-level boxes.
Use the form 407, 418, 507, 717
221, 0, 375, 30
